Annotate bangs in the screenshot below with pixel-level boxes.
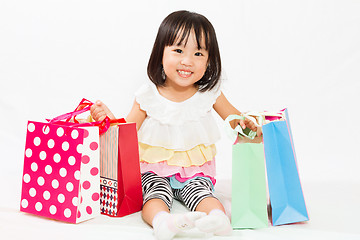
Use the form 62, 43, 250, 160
164, 17, 210, 50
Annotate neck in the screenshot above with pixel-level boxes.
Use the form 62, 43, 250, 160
157, 84, 198, 103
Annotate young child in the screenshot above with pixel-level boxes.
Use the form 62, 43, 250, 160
91, 10, 258, 240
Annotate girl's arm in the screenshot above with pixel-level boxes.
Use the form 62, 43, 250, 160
213, 92, 241, 120
126, 100, 147, 131
213, 92, 257, 131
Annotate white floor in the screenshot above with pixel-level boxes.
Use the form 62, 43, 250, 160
1, 176, 359, 240
1, 1, 360, 239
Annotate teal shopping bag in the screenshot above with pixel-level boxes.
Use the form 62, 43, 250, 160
262, 109, 309, 226
226, 115, 268, 229
232, 142, 268, 229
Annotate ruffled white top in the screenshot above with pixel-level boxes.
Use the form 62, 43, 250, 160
135, 83, 221, 151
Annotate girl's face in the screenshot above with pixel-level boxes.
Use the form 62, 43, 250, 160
162, 30, 209, 90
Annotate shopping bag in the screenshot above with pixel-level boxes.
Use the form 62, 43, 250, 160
20, 121, 100, 223
262, 109, 309, 226
44, 98, 143, 217
226, 109, 308, 227
99, 122, 143, 217
226, 115, 268, 229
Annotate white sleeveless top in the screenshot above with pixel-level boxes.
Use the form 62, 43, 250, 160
135, 83, 221, 151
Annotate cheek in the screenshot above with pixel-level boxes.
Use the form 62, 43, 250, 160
198, 63, 208, 76
162, 57, 176, 71
162, 62, 173, 75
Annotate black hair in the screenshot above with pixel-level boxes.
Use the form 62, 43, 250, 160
147, 10, 222, 92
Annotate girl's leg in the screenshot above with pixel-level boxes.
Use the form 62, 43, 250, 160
142, 198, 169, 226
141, 172, 173, 226
174, 178, 232, 236
195, 196, 225, 214
141, 173, 205, 240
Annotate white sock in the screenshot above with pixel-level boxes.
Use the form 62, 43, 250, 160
152, 211, 206, 240
195, 209, 232, 236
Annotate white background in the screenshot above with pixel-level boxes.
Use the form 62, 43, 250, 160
1, 0, 359, 183
0, 1, 360, 239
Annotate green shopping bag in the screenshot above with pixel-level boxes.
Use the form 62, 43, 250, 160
226, 115, 268, 229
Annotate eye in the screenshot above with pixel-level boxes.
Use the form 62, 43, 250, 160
195, 52, 203, 56
174, 49, 183, 54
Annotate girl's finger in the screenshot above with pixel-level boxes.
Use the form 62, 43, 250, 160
96, 111, 106, 122
245, 118, 258, 131
91, 108, 99, 119
97, 114, 106, 122
239, 120, 246, 129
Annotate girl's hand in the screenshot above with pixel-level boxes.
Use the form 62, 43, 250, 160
90, 100, 116, 121
239, 118, 256, 131
237, 118, 263, 136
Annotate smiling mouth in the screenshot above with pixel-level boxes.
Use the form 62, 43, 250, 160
177, 70, 192, 77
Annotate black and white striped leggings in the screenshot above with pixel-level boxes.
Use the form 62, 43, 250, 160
141, 172, 216, 211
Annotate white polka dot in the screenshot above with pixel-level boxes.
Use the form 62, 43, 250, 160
59, 168, 67, 177
66, 182, 74, 192
37, 176, 45, 186
42, 125, 50, 134
25, 148, 32, 158
31, 162, 38, 172
49, 205, 57, 215
53, 153, 61, 163
71, 130, 79, 139
62, 141, 69, 151
72, 197, 78, 206
35, 202, 43, 211
74, 171, 80, 180
33, 137, 41, 146
76, 144, 83, 154
68, 156, 76, 166
28, 123, 35, 132
47, 139, 55, 149
23, 174, 31, 183
45, 165, 52, 174
52, 179, 59, 189
39, 151, 47, 160
43, 191, 51, 200
64, 208, 71, 218
58, 194, 65, 203
57, 127, 64, 137
29, 188, 36, 197
21, 199, 29, 208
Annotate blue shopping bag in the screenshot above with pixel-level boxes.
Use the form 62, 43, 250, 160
262, 109, 309, 226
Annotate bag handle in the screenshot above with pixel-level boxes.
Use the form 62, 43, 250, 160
48, 98, 126, 134
49, 98, 93, 124
246, 110, 285, 123
70, 98, 94, 123
72, 117, 113, 135
224, 114, 261, 142
224, 111, 285, 143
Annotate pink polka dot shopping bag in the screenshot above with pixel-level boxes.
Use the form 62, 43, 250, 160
20, 99, 112, 223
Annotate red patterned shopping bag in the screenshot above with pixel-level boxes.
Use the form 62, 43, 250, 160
99, 122, 143, 217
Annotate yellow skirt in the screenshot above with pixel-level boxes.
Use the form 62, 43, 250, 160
139, 142, 216, 167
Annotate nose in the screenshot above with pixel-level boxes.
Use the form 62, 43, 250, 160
180, 54, 193, 67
